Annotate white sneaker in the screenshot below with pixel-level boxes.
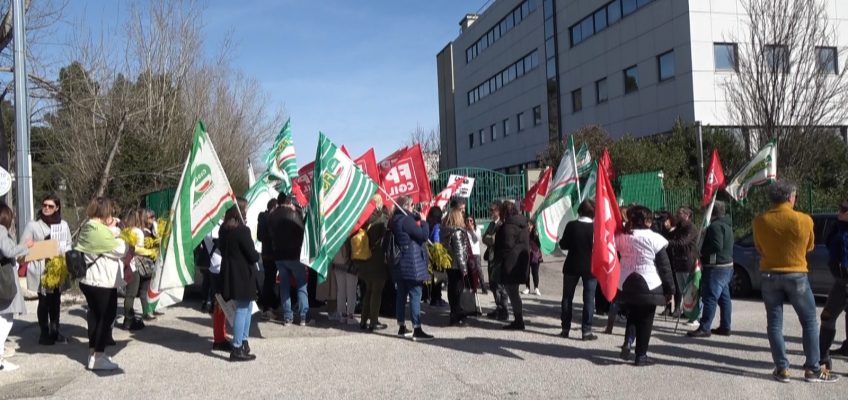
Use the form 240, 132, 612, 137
0, 359, 19, 372
90, 355, 119, 371
534, 288, 541, 296
521, 288, 530, 295
684, 320, 700, 328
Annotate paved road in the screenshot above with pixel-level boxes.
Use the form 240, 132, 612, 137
1, 257, 846, 399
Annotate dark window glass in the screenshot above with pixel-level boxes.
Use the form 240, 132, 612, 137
479, 129, 485, 145
546, 38, 556, 56
505, 13, 514, 30
622, 0, 637, 16
490, 124, 497, 141
469, 133, 474, 148
581, 16, 594, 38
494, 25, 501, 41
508, 64, 517, 82
522, 2, 530, 18
608, 0, 622, 23
765, 44, 789, 73
658, 50, 675, 81
545, 16, 555, 39
499, 20, 508, 35
596, 78, 608, 103
488, 30, 495, 46
496, 74, 503, 89
514, 9, 522, 24
530, 51, 540, 68
624, 65, 639, 93
570, 25, 581, 46
714, 43, 738, 71
480, 82, 489, 97
546, 57, 557, 79
481, 37, 488, 51
468, 92, 473, 105
528, 0, 537, 13
517, 59, 526, 77
817, 47, 838, 74
571, 88, 583, 112
637, 0, 652, 6
543, 0, 553, 15
533, 105, 542, 126
517, 112, 526, 131
595, 8, 607, 32
503, 118, 510, 136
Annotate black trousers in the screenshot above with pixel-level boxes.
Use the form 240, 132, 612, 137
80, 283, 118, 352
820, 279, 848, 362
526, 263, 540, 289
123, 272, 150, 316
37, 291, 61, 335
260, 257, 279, 311
624, 303, 657, 358
446, 270, 465, 321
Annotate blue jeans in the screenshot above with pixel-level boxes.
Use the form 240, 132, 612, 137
698, 267, 733, 331
396, 280, 423, 328
232, 300, 252, 348
761, 272, 820, 370
277, 260, 309, 322
561, 274, 597, 335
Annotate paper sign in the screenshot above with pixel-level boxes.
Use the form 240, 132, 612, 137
25, 239, 60, 262
0, 167, 10, 197
448, 175, 475, 198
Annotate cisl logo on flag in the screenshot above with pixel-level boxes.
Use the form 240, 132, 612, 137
381, 158, 418, 197
192, 164, 213, 206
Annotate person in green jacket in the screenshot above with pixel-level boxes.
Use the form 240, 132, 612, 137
688, 201, 734, 338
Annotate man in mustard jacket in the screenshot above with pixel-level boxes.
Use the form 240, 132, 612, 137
753, 181, 837, 383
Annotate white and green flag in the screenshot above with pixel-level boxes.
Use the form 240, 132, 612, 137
725, 140, 777, 202
245, 171, 279, 246
300, 133, 378, 281
580, 161, 598, 203
147, 121, 236, 312
266, 119, 299, 193
535, 136, 581, 254
576, 143, 593, 177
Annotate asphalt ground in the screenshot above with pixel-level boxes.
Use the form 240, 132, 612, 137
1, 256, 847, 399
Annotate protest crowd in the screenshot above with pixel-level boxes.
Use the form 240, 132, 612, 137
0, 121, 844, 386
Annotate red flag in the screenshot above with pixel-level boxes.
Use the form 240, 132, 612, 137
428, 176, 467, 214
702, 149, 726, 208
350, 149, 383, 234
340, 145, 351, 157
378, 144, 433, 203
600, 148, 615, 181
592, 148, 623, 302
294, 161, 315, 206
522, 167, 552, 213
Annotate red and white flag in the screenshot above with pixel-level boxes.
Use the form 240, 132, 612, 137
591, 150, 623, 302
421, 176, 467, 218
522, 167, 552, 214
702, 149, 726, 208
350, 148, 383, 234
378, 144, 433, 203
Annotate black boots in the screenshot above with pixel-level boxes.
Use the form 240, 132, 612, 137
122, 312, 145, 331
502, 316, 526, 331
39, 322, 69, 345
229, 344, 256, 362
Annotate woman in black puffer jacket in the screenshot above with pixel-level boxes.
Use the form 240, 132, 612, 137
441, 208, 471, 326
615, 205, 675, 366
494, 200, 530, 331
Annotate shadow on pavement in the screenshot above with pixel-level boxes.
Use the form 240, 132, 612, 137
421, 336, 621, 365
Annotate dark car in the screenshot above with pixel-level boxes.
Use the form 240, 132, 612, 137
731, 213, 836, 297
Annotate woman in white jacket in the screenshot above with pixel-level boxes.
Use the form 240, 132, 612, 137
22, 194, 72, 346
0, 204, 33, 372
76, 197, 127, 371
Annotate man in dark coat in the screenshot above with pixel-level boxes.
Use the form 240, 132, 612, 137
483, 200, 508, 320
559, 199, 597, 340
665, 207, 697, 317
268, 193, 309, 325
390, 195, 434, 341
494, 200, 530, 331
257, 198, 278, 318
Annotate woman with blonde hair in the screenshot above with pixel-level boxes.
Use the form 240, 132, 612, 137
440, 207, 471, 326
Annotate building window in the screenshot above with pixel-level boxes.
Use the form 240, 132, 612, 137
468, 50, 540, 107
657, 50, 675, 81
465, 0, 537, 63
607, 0, 621, 24
479, 129, 485, 145
816, 47, 838, 74
765, 44, 789, 73
622, 0, 637, 16
714, 43, 738, 71
490, 124, 497, 141
533, 106, 542, 126
594, 8, 607, 32
571, 89, 583, 112
596, 78, 608, 103
517, 112, 526, 132
468, 133, 474, 149
624, 65, 639, 94
503, 118, 510, 137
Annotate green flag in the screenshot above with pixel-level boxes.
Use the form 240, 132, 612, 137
725, 140, 777, 202
300, 133, 378, 281
535, 136, 580, 254
579, 161, 598, 203
576, 143, 593, 177
265, 119, 299, 193
147, 121, 236, 312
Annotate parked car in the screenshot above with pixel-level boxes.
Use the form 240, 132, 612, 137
731, 213, 836, 297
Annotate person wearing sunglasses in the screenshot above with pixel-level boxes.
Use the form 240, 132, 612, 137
22, 194, 72, 346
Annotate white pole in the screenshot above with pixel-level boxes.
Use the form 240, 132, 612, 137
12, 0, 32, 233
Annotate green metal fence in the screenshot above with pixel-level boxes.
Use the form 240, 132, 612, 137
430, 167, 526, 221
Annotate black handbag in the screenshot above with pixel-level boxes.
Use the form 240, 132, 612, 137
0, 264, 17, 304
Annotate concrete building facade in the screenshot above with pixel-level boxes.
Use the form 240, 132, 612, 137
437, 0, 848, 172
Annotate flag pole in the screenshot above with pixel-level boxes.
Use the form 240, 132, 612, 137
570, 135, 581, 200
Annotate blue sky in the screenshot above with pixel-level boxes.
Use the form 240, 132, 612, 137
55, 1, 485, 167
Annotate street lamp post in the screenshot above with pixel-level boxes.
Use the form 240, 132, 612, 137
13, 0, 33, 233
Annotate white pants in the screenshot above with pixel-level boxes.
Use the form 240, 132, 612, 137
334, 269, 357, 317
0, 314, 12, 358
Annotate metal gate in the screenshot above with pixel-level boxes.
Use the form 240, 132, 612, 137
430, 167, 526, 221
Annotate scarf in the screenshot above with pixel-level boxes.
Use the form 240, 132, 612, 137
40, 211, 62, 226
76, 220, 119, 255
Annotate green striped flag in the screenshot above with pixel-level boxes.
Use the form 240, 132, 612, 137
535, 136, 581, 254
266, 119, 299, 193
300, 133, 378, 281
725, 140, 777, 202
147, 121, 236, 312
245, 171, 279, 245
580, 161, 598, 203
576, 143, 593, 177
